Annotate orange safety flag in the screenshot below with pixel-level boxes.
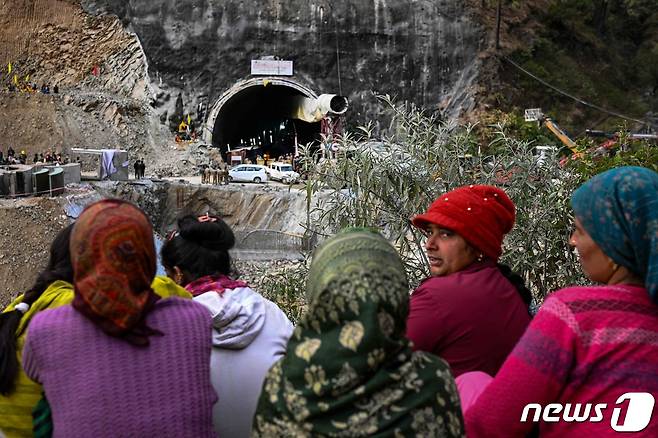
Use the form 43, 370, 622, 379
91, 65, 100, 76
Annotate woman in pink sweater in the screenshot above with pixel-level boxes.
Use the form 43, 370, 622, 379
465, 166, 658, 437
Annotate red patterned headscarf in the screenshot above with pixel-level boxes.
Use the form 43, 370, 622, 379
70, 199, 161, 346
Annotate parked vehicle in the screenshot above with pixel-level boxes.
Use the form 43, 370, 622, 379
228, 164, 269, 183
266, 162, 300, 183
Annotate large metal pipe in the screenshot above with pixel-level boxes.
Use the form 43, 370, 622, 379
291, 94, 348, 123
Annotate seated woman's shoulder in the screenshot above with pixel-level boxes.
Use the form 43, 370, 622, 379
413, 275, 469, 300
416, 275, 455, 290
412, 349, 451, 369
29, 304, 76, 329
547, 284, 634, 302
156, 296, 212, 317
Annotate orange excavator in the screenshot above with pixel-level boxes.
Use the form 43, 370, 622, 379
524, 108, 579, 155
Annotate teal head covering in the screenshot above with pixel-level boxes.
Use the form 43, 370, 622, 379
571, 166, 658, 302
253, 230, 464, 437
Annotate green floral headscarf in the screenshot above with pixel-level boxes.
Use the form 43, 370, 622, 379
253, 231, 464, 437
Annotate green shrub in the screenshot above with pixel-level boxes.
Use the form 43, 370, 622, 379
300, 96, 586, 302
258, 260, 309, 324
565, 137, 658, 181
270, 100, 655, 317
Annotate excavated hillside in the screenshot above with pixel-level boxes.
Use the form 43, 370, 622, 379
464, 0, 657, 132
0, 0, 178, 170
0, 186, 96, 307
2, 0, 654, 159
81, 0, 484, 126
2, 0, 487, 165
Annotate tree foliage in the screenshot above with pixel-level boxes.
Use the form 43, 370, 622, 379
301, 96, 585, 301
566, 137, 658, 181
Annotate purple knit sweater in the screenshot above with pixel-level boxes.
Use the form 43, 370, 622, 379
23, 298, 217, 438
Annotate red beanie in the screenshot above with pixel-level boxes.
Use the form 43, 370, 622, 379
411, 185, 515, 261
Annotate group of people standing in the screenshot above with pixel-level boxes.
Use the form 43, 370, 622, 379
200, 162, 229, 185
133, 159, 146, 179
32, 152, 65, 165
0, 148, 27, 165
0, 148, 67, 166
0, 165, 656, 437
5, 83, 58, 95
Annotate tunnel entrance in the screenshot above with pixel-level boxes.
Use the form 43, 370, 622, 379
206, 78, 322, 161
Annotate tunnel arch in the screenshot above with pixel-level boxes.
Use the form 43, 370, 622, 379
203, 77, 322, 160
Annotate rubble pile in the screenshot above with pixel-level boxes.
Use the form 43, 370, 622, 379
0, 197, 70, 307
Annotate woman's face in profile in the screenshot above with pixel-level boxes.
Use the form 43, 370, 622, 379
423, 223, 478, 277
570, 217, 612, 283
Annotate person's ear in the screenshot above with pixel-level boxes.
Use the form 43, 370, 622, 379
173, 266, 185, 285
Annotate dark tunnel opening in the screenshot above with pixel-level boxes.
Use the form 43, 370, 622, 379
211, 85, 321, 160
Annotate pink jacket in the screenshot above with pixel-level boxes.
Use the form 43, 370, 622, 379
466, 284, 658, 437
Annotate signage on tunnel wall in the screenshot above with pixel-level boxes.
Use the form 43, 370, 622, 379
251, 60, 293, 76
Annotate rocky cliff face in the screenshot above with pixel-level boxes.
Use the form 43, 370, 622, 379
81, 0, 484, 128
93, 179, 309, 237
0, 0, 170, 160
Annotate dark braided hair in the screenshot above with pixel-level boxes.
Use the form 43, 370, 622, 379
160, 214, 235, 282
497, 263, 533, 313
0, 223, 74, 395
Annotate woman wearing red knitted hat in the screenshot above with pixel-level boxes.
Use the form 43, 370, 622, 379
407, 184, 532, 378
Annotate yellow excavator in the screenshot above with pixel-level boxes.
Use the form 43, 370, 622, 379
525, 108, 579, 155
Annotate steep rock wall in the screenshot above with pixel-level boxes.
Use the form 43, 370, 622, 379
91, 180, 309, 236
82, 0, 484, 127
0, 0, 170, 160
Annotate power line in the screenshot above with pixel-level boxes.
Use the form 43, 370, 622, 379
502, 55, 649, 126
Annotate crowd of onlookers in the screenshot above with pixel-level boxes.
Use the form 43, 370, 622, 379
5, 82, 58, 94
0, 147, 27, 164
0, 147, 68, 166
0, 165, 657, 437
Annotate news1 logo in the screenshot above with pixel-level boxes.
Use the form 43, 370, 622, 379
520, 393, 655, 432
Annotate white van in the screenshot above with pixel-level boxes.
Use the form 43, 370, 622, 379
228, 164, 268, 183
266, 162, 300, 183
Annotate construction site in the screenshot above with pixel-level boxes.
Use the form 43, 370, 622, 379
1, 0, 656, 306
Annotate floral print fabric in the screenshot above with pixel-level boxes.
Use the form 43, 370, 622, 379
571, 166, 658, 302
253, 230, 464, 437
